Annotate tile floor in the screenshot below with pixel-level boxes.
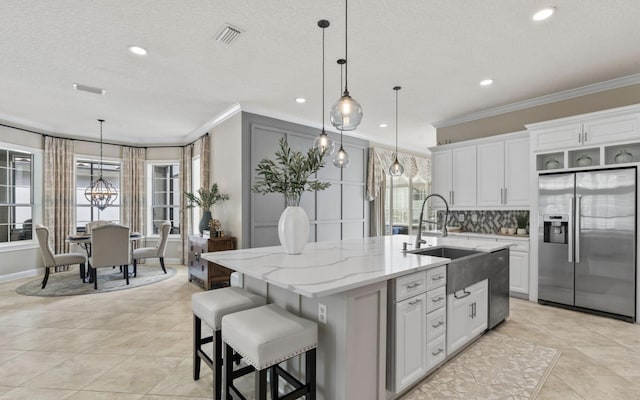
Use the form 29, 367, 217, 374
1, 265, 640, 399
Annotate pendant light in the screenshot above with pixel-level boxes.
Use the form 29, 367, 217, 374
329, 0, 363, 131
84, 119, 118, 210
389, 86, 404, 176
333, 59, 350, 168
313, 19, 335, 155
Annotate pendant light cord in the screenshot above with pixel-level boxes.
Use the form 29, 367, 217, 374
340, 60, 344, 145
98, 119, 104, 178
322, 26, 325, 132
395, 89, 399, 155
344, 0, 349, 93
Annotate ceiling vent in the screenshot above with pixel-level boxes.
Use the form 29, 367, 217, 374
73, 83, 106, 96
215, 24, 243, 44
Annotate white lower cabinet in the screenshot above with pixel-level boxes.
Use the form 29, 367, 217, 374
447, 279, 488, 355
389, 266, 447, 393
394, 293, 428, 390
508, 250, 529, 295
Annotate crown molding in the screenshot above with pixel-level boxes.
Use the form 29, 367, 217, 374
182, 103, 242, 144
432, 73, 640, 129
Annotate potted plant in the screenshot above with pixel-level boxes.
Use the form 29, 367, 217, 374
516, 213, 529, 235
253, 137, 330, 254
185, 183, 229, 234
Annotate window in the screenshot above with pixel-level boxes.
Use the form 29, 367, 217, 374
76, 159, 121, 231
0, 148, 33, 243
384, 175, 429, 236
150, 164, 180, 234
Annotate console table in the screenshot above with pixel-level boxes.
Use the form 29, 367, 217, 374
188, 235, 236, 290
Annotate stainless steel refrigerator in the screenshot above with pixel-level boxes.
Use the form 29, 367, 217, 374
538, 167, 637, 321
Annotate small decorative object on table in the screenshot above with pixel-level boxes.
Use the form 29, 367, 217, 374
184, 183, 229, 234
253, 138, 330, 254
576, 153, 592, 167
544, 158, 560, 170
614, 149, 633, 164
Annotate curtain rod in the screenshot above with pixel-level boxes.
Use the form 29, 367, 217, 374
0, 122, 208, 149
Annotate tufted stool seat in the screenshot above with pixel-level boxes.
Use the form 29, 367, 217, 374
222, 304, 317, 400
192, 287, 265, 400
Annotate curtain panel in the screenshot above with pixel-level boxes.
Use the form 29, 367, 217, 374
180, 144, 193, 264
43, 137, 75, 254
366, 147, 431, 201
199, 134, 210, 189
121, 147, 146, 243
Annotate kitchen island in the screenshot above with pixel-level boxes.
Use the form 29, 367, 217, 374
202, 234, 510, 400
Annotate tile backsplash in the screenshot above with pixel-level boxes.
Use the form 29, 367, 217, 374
436, 210, 530, 234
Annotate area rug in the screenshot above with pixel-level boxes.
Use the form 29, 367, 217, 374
401, 332, 561, 400
15, 265, 176, 296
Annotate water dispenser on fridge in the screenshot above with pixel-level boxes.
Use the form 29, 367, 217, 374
543, 215, 568, 244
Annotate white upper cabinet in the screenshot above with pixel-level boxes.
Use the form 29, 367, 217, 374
431, 131, 529, 209
431, 150, 452, 205
452, 147, 477, 208
529, 105, 640, 152
504, 137, 530, 206
476, 141, 504, 207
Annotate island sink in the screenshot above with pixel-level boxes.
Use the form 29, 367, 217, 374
409, 246, 481, 260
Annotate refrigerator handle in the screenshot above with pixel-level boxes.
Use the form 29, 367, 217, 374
568, 197, 574, 263
576, 195, 582, 263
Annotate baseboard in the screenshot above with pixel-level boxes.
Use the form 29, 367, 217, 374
0, 268, 42, 283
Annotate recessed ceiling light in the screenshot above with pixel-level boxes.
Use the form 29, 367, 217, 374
295, 97, 306, 103
379, 123, 388, 128
480, 79, 494, 86
128, 45, 147, 55
533, 7, 555, 21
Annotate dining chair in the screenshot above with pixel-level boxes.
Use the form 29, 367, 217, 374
132, 221, 170, 276
35, 224, 87, 289
85, 220, 111, 234
90, 224, 131, 289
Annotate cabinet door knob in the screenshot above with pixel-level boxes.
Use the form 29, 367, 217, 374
432, 296, 444, 303
432, 321, 444, 328
431, 348, 444, 357
408, 298, 422, 306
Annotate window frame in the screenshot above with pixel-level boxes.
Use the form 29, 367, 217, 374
385, 174, 430, 236
145, 160, 181, 237
0, 141, 41, 251
74, 154, 122, 232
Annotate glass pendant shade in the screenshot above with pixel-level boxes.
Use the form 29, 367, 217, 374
333, 145, 350, 168
389, 156, 404, 176
330, 92, 363, 131
314, 130, 335, 155
84, 176, 118, 210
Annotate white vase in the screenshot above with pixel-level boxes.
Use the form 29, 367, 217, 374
278, 206, 310, 255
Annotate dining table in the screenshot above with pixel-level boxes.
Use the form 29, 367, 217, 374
66, 232, 143, 283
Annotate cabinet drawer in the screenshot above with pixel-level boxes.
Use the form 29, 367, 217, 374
426, 286, 446, 313
497, 238, 529, 252
426, 265, 447, 291
395, 271, 428, 302
426, 307, 446, 340
427, 335, 446, 370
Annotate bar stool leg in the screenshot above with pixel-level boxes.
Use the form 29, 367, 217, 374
269, 366, 278, 399
193, 315, 202, 380
255, 369, 268, 400
214, 331, 222, 400
306, 349, 317, 400
225, 343, 234, 400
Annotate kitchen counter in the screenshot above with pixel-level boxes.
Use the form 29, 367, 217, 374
202, 234, 510, 298
201, 235, 512, 400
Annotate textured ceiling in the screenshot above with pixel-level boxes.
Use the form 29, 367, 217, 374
1, 0, 640, 151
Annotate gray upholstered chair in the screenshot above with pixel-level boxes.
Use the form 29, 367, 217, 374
85, 220, 111, 234
90, 224, 131, 289
35, 224, 87, 289
132, 221, 170, 275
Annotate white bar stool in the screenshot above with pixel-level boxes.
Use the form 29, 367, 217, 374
192, 287, 266, 400
222, 304, 318, 400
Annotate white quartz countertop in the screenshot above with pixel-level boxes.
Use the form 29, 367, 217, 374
201, 235, 511, 298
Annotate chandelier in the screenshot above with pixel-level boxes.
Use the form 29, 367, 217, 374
84, 119, 118, 210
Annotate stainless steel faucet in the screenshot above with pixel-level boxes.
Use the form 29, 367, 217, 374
415, 193, 450, 249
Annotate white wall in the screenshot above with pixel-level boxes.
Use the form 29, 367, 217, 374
210, 113, 243, 247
